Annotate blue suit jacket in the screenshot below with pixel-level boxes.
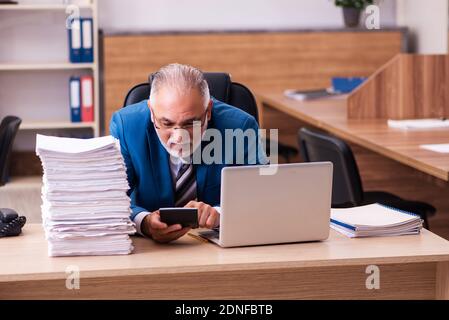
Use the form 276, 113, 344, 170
110, 98, 268, 220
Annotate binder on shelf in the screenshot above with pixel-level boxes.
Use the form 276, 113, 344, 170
68, 18, 82, 63
69, 76, 81, 123
81, 75, 94, 122
81, 18, 94, 63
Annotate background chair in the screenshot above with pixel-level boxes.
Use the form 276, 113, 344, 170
123, 72, 298, 162
0, 116, 22, 186
298, 127, 435, 229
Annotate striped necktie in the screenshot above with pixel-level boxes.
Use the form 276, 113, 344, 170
174, 162, 197, 207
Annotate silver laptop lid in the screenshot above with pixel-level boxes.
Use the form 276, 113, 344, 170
219, 162, 333, 247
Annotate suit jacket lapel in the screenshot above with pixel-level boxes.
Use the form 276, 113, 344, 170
194, 109, 216, 200
147, 124, 175, 207
195, 160, 208, 201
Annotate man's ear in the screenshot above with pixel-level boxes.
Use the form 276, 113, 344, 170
207, 99, 213, 120
147, 100, 154, 122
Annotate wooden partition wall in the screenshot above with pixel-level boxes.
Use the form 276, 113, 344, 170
102, 29, 405, 132
348, 54, 449, 119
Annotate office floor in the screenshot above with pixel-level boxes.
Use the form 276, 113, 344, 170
0, 176, 42, 223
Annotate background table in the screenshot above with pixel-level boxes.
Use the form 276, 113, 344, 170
257, 93, 449, 182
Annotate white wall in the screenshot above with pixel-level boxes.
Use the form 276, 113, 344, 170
98, 0, 397, 33
396, 0, 448, 54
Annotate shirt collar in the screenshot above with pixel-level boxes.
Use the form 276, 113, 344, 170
169, 154, 191, 172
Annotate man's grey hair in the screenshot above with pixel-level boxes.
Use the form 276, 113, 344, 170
149, 63, 210, 109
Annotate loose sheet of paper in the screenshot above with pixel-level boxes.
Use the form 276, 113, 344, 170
420, 143, 449, 153
388, 118, 449, 130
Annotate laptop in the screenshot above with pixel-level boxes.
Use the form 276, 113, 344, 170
199, 162, 333, 247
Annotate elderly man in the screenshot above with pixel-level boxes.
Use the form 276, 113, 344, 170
110, 63, 267, 243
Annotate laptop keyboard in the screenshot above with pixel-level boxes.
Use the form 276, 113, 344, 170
199, 229, 219, 239
210, 230, 219, 239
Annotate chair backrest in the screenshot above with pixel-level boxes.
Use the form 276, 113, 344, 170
298, 127, 364, 207
123, 72, 259, 123
0, 116, 22, 186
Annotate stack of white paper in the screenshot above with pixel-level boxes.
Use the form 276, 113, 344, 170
330, 203, 423, 238
36, 134, 136, 256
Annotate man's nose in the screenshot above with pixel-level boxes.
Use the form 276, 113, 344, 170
172, 133, 182, 143
171, 129, 190, 143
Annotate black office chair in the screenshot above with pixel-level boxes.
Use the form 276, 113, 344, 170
0, 116, 22, 186
123, 72, 298, 162
298, 127, 435, 229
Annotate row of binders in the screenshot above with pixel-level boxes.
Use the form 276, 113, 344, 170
68, 17, 94, 63
69, 75, 94, 122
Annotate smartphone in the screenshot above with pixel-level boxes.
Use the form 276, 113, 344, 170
159, 208, 199, 229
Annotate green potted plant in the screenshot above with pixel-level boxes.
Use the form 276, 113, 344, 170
335, 0, 374, 28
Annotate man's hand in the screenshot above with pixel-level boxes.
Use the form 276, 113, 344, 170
141, 210, 191, 243
184, 201, 220, 229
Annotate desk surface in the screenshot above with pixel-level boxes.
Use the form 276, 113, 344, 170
2, 224, 449, 283
257, 93, 449, 182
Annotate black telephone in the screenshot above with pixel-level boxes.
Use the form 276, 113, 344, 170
0, 208, 26, 237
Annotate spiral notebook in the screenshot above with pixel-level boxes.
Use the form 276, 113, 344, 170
330, 203, 423, 238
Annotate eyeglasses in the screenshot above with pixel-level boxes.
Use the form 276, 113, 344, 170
151, 109, 208, 131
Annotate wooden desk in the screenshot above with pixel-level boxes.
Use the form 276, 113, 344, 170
1, 224, 449, 299
257, 93, 449, 182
